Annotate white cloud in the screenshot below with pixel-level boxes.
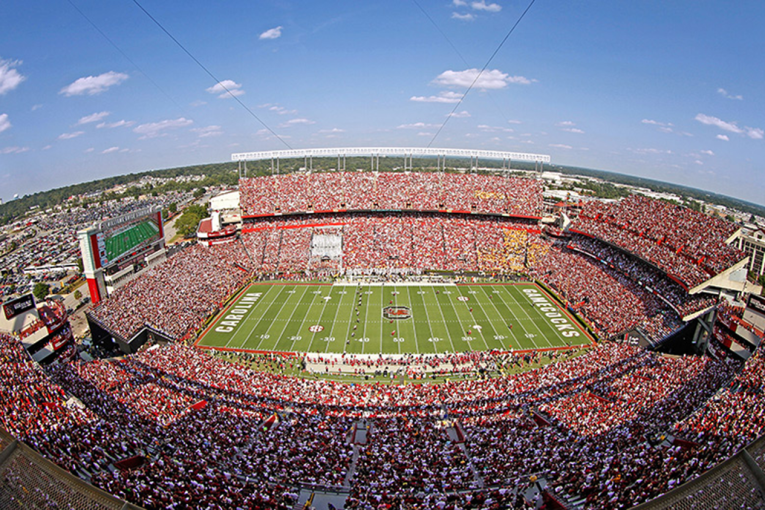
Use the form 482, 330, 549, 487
97, 119, 134, 129
259, 26, 283, 40
700, 150, 714, 156
319, 127, 344, 133
1, 146, 29, 154
31, 104, 43, 111
0, 113, 10, 133
58, 131, 85, 140
452, 12, 475, 21
102, 146, 120, 154
453, 0, 468, 5
629, 147, 673, 155
717, 88, 743, 100
549, 143, 572, 149
77, 111, 110, 125
280, 118, 315, 127
206, 79, 244, 99
84, 147, 94, 153
267, 105, 298, 115
716, 134, 729, 141
641, 119, 672, 126
60, 71, 128, 96
694, 113, 743, 134
133, 117, 193, 139
555, 121, 584, 133
695, 113, 763, 140
507, 119, 522, 125
448, 110, 471, 118
432, 68, 533, 89
410, 91, 463, 103
192, 125, 223, 138
42, 145, 52, 150
190, 100, 207, 107
0, 59, 25, 95
398, 122, 436, 129
471, 0, 501, 11
478, 124, 513, 132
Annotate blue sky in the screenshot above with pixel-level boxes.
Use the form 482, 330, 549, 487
1, 1, 763, 205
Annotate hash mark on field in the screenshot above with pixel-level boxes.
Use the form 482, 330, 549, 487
283, 285, 311, 351
253, 285, 299, 351
226, 284, 279, 349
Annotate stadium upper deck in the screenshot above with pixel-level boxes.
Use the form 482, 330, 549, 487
239, 172, 544, 217
570, 195, 746, 289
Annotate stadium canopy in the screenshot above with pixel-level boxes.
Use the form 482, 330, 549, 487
232, 147, 551, 164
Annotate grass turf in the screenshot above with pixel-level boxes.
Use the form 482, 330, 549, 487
196, 282, 594, 355
104, 220, 160, 262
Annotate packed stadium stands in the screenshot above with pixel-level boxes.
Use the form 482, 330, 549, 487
5, 331, 765, 509
571, 195, 745, 288
3, 172, 762, 509
239, 172, 543, 217
88, 242, 253, 341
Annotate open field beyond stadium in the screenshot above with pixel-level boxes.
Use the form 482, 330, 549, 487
196, 282, 594, 355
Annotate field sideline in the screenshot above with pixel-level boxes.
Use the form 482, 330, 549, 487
195, 282, 594, 355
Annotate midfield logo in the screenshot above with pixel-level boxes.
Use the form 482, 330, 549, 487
383, 306, 412, 320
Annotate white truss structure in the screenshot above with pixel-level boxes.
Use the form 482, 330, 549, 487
232, 147, 550, 164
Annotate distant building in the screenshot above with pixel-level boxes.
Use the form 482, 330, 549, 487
735, 225, 765, 278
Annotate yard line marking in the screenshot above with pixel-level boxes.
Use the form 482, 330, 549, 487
497, 285, 549, 349
455, 286, 492, 351
430, 286, 458, 354
278, 285, 311, 351
252, 285, 302, 351
305, 286, 335, 353
405, 286, 422, 355
321, 286, 347, 353
226, 283, 280, 349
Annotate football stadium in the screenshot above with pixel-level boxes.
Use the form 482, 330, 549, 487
3, 151, 765, 510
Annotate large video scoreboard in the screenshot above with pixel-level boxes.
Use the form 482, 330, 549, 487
78, 206, 164, 304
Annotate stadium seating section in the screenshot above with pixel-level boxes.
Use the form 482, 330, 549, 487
2, 174, 759, 509
239, 172, 544, 217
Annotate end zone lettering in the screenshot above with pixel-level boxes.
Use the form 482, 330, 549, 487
522, 288, 580, 338
215, 293, 262, 333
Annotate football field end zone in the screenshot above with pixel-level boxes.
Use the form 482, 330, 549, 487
195, 281, 596, 357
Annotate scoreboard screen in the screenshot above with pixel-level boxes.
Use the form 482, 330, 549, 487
3, 294, 35, 320
97, 208, 163, 268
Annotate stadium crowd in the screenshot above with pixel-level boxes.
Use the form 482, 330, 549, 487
567, 236, 718, 318
239, 172, 543, 217
86, 208, 707, 345
529, 243, 684, 341
572, 195, 745, 288
5, 335, 765, 509
89, 242, 252, 340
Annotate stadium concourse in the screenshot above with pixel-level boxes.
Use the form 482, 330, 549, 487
1, 170, 761, 509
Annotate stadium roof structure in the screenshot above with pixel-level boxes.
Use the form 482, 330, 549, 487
232, 147, 551, 164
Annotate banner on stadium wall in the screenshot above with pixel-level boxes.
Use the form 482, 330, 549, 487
744, 294, 765, 332
2, 293, 35, 320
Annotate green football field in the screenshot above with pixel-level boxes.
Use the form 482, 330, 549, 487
196, 282, 594, 355
105, 220, 160, 261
